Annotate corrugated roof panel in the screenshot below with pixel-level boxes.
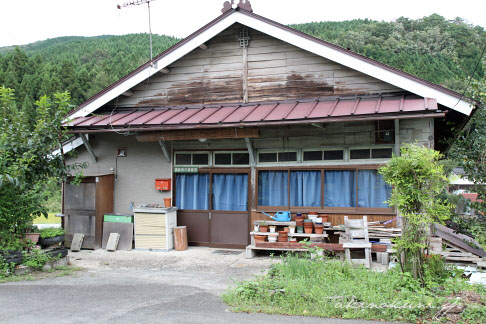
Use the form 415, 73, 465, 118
379, 98, 401, 113
182, 108, 215, 124
307, 101, 334, 118
129, 110, 163, 125
67, 96, 439, 129
244, 103, 278, 122
110, 111, 146, 126
165, 108, 201, 124
331, 100, 356, 117
93, 112, 133, 126
145, 109, 184, 125
285, 101, 316, 119
265, 103, 296, 121
353, 99, 377, 115
202, 106, 237, 124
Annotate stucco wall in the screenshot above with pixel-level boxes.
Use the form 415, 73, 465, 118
66, 133, 172, 214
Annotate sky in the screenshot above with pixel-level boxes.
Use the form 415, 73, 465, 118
1, 0, 485, 47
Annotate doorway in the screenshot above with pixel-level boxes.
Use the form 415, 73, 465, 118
175, 170, 250, 248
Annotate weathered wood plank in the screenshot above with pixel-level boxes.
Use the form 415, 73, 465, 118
136, 127, 259, 142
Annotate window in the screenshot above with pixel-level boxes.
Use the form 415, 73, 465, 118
324, 150, 344, 160
303, 151, 322, 161
214, 152, 250, 166
175, 174, 209, 210
358, 170, 391, 208
258, 151, 297, 163
324, 170, 356, 207
212, 174, 248, 211
290, 171, 321, 207
371, 148, 393, 159
375, 120, 395, 144
350, 148, 393, 160
350, 149, 370, 159
175, 152, 209, 166
257, 167, 392, 211
258, 171, 288, 206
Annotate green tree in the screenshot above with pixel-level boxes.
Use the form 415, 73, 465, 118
0, 86, 82, 248
379, 144, 451, 283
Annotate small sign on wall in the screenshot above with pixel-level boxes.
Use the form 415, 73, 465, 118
174, 167, 198, 173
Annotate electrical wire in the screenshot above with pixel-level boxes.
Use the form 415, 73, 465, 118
452, 41, 486, 110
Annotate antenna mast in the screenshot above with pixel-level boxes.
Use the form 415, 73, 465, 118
117, 0, 156, 62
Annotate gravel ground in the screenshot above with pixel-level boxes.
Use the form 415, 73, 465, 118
0, 247, 402, 324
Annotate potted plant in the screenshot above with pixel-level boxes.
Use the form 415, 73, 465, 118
38, 228, 65, 247
259, 221, 269, 232
24, 226, 40, 244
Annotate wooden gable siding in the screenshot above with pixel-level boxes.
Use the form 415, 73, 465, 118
106, 24, 402, 109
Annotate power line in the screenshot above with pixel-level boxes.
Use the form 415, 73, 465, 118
452, 41, 486, 109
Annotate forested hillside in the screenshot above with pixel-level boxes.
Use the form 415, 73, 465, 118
0, 14, 484, 113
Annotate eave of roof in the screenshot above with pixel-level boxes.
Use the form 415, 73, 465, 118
68, 7, 475, 119
66, 95, 445, 133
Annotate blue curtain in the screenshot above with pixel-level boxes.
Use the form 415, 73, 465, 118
175, 174, 209, 210
324, 171, 356, 207
212, 174, 248, 211
290, 171, 321, 207
358, 170, 391, 208
258, 171, 288, 206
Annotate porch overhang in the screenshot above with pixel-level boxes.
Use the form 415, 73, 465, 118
65, 94, 446, 135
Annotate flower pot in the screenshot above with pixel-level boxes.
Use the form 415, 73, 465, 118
296, 226, 304, 233
268, 233, 278, 243
24, 233, 40, 244
314, 224, 324, 234
269, 226, 276, 233
308, 211, 318, 216
259, 225, 268, 232
289, 226, 295, 234
254, 235, 266, 243
296, 220, 304, 227
319, 214, 329, 223
283, 227, 289, 233
278, 231, 288, 242
304, 223, 313, 234
39, 235, 65, 247
164, 198, 172, 208
303, 219, 313, 223
253, 224, 259, 232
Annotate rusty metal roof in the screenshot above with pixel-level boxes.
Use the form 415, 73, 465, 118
66, 95, 440, 132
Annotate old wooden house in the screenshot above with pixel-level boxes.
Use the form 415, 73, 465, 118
63, 3, 474, 249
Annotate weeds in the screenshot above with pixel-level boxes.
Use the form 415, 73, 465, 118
223, 254, 486, 323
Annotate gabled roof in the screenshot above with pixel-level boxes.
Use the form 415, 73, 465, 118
68, 7, 474, 119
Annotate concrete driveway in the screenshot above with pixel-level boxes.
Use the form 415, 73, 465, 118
0, 247, 400, 324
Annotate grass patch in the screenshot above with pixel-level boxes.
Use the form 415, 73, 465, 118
0, 265, 83, 284
222, 254, 486, 323
33, 212, 61, 224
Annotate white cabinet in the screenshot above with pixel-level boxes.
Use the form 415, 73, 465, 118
133, 207, 177, 250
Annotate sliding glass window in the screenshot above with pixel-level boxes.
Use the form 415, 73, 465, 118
290, 171, 321, 207
357, 170, 391, 208
258, 171, 288, 206
324, 170, 356, 207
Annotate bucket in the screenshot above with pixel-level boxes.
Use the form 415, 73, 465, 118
164, 198, 172, 208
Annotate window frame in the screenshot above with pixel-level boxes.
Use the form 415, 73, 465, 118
256, 165, 394, 214
212, 150, 251, 167
174, 151, 211, 167
348, 145, 394, 162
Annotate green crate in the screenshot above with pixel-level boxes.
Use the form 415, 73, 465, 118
104, 214, 133, 223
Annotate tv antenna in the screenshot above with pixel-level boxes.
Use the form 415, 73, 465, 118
117, 0, 156, 62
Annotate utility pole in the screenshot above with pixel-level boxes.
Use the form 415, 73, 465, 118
117, 0, 156, 62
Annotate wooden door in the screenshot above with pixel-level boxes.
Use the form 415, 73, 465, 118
64, 178, 96, 249
63, 175, 114, 249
